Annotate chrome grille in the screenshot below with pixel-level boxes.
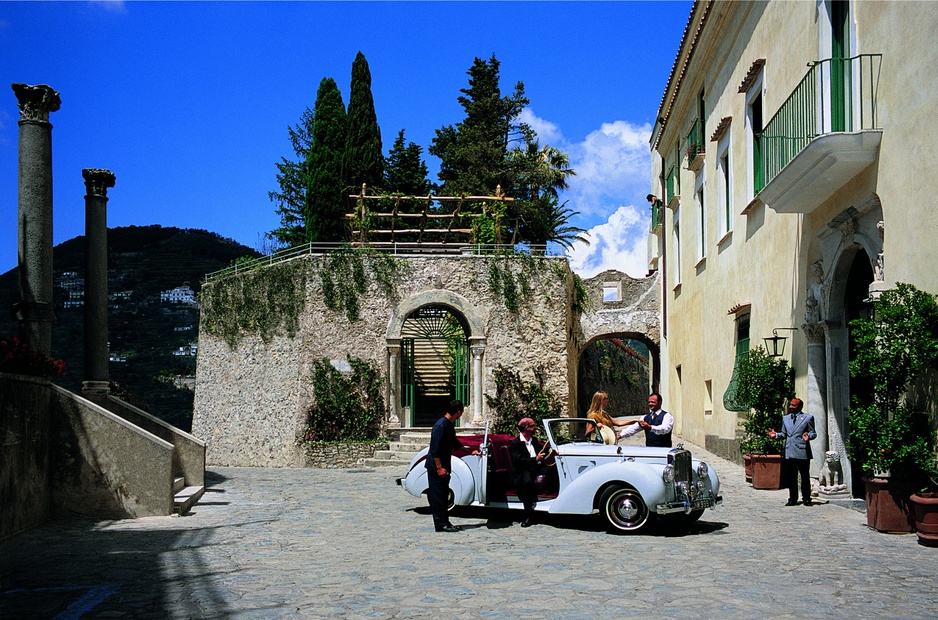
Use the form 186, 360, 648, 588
669, 450, 692, 484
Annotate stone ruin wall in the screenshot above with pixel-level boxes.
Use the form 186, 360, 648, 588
193, 253, 575, 467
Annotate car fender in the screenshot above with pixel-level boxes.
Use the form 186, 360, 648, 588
401, 450, 475, 507
548, 461, 666, 515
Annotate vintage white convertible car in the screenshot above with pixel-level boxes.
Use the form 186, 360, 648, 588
398, 418, 722, 532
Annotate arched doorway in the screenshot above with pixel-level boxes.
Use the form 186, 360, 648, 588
400, 305, 470, 427
844, 248, 874, 496
577, 334, 658, 418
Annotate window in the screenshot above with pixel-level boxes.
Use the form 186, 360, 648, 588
723, 312, 751, 412
718, 133, 732, 238
746, 72, 765, 196
695, 171, 706, 262
602, 282, 621, 303
672, 207, 682, 287
704, 380, 713, 416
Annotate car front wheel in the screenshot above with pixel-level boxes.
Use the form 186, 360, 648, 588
600, 486, 649, 532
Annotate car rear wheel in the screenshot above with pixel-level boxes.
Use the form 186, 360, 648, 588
600, 486, 649, 532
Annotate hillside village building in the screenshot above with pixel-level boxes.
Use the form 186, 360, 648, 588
160, 283, 196, 305
648, 0, 938, 498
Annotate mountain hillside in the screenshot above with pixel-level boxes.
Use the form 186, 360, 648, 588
0, 225, 260, 430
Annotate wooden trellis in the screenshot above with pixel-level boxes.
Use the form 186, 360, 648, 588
346, 184, 513, 248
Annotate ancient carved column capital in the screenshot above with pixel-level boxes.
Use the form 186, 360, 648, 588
82, 169, 116, 198
12, 83, 61, 123
801, 321, 826, 344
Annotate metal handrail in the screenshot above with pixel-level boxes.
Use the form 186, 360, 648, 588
204, 242, 558, 282
758, 54, 882, 187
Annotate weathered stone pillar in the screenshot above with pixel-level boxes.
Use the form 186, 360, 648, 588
82, 169, 115, 395
801, 322, 827, 474
12, 83, 60, 354
469, 340, 486, 426
386, 341, 401, 427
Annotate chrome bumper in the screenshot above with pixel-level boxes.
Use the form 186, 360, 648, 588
656, 494, 722, 514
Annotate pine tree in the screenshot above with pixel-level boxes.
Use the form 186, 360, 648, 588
306, 77, 349, 243
343, 51, 383, 194
268, 107, 314, 246
384, 129, 432, 216
429, 55, 530, 196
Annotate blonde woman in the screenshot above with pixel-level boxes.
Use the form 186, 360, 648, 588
586, 392, 628, 445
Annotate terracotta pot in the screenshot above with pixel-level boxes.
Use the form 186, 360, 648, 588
910, 493, 938, 546
743, 453, 753, 484
863, 476, 915, 533
751, 454, 782, 490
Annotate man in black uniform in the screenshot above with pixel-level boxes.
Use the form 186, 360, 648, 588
426, 400, 472, 532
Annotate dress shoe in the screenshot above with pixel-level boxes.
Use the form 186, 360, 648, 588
521, 519, 534, 528
439, 524, 462, 533
785, 500, 798, 506
803, 500, 814, 506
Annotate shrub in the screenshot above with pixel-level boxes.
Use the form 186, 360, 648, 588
485, 364, 564, 435
301, 356, 386, 442
737, 346, 794, 454
0, 337, 67, 378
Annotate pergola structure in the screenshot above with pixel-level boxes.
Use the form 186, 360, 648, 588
346, 184, 514, 248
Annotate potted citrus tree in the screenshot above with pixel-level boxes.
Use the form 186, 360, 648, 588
737, 346, 794, 490
848, 283, 938, 535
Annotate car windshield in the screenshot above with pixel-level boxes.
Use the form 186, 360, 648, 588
547, 419, 597, 445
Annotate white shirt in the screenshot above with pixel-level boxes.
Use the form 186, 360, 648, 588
619, 409, 674, 438
520, 434, 536, 457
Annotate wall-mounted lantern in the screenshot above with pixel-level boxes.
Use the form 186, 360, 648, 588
764, 327, 799, 357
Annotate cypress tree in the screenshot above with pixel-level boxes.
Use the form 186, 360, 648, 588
306, 77, 349, 243
344, 51, 384, 194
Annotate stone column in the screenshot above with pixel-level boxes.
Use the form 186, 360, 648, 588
469, 340, 486, 426
386, 341, 401, 428
12, 83, 60, 354
801, 322, 827, 473
82, 169, 115, 395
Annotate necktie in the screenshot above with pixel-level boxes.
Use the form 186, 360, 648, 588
791, 413, 797, 423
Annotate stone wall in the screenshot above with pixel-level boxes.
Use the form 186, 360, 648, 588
193, 253, 575, 467
1, 373, 52, 538
300, 442, 389, 469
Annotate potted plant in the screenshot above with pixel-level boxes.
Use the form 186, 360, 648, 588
848, 283, 938, 535
737, 346, 794, 490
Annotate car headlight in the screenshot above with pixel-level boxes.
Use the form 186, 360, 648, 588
697, 462, 709, 479
662, 464, 674, 483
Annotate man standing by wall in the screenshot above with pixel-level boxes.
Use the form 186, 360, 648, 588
425, 400, 473, 532
768, 397, 817, 506
618, 392, 673, 447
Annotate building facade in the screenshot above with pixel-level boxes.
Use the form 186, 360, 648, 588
649, 0, 938, 497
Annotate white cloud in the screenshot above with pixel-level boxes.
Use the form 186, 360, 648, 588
518, 107, 563, 145
566, 205, 649, 279
564, 120, 651, 219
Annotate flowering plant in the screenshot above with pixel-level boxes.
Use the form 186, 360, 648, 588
0, 337, 68, 377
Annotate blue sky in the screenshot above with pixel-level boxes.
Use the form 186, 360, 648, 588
1, 1, 692, 277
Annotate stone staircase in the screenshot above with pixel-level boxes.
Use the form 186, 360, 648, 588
173, 476, 205, 514
362, 427, 482, 468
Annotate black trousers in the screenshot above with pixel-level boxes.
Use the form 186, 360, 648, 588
783, 458, 811, 502
514, 467, 547, 520
426, 472, 450, 531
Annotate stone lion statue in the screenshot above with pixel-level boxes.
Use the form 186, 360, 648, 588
818, 450, 846, 492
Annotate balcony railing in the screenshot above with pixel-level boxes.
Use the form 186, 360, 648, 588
758, 54, 882, 187
685, 118, 706, 162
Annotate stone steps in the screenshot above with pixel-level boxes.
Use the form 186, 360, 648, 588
174, 485, 205, 514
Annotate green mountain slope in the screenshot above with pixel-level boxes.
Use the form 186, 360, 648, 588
0, 225, 260, 430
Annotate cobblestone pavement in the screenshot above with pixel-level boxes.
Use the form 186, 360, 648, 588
3, 439, 937, 619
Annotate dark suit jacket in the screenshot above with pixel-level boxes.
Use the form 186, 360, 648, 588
508, 436, 545, 484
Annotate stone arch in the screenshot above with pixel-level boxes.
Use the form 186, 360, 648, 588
386, 289, 487, 427
577, 331, 661, 417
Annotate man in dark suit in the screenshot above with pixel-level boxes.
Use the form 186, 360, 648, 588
425, 400, 473, 532
509, 417, 550, 528
768, 397, 817, 506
